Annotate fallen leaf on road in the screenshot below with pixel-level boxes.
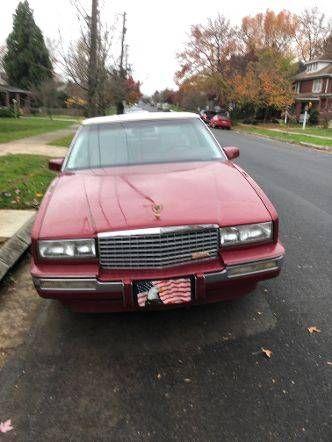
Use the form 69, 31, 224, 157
156, 373, 161, 380
184, 378, 192, 383
307, 326, 321, 334
261, 348, 273, 359
327, 362, 332, 366
0, 419, 14, 433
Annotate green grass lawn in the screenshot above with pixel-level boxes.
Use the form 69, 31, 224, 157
238, 125, 332, 149
0, 117, 75, 144
0, 154, 56, 209
48, 134, 74, 147
278, 126, 332, 137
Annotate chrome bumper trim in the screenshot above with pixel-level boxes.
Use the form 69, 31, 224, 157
98, 224, 219, 238
204, 255, 284, 283
33, 277, 124, 293
33, 256, 284, 293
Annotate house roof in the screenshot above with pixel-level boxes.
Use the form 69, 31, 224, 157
294, 35, 332, 80
0, 84, 32, 95
83, 112, 199, 126
294, 63, 332, 80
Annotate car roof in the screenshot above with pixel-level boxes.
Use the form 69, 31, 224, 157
82, 111, 199, 126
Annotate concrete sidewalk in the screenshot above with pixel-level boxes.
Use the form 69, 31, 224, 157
0, 210, 35, 244
0, 127, 74, 157
0, 210, 35, 281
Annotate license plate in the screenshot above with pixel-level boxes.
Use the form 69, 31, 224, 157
135, 278, 192, 307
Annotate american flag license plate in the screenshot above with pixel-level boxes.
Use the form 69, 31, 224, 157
135, 278, 192, 308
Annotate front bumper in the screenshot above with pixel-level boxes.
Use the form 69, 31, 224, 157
32, 255, 284, 312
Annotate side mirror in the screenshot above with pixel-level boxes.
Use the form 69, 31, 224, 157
223, 146, 240, 160
49, 158, 64, 172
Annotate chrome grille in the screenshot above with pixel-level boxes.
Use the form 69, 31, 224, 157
98, 225, 219, 269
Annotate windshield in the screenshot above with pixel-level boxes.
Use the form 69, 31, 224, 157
65, 118, 224, 170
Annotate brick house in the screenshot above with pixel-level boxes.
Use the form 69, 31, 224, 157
293, 36, 332, 123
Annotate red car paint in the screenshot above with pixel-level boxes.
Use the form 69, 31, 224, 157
31, 116, 284, 313
210, 114, 232, 129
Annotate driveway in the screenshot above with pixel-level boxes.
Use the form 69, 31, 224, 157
0, 131, 331, 441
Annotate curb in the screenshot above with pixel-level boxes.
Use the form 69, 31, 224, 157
0, 215, 35, 282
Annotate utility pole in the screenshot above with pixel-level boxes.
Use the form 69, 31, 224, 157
87, 0, 98, 117
119, 12, 127, 78
117, 11, 127, 114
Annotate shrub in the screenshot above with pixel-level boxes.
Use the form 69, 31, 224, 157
321, 118, 329, 129
309, 109, 319, 125
0, 107, 15, 118
242, 118, 259, 125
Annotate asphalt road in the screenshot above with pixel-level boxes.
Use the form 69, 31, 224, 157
0, 130, 331, 441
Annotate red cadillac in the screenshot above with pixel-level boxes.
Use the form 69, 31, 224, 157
31, 112, 284, 312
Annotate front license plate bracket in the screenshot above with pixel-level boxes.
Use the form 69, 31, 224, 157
134, 277, 194, 308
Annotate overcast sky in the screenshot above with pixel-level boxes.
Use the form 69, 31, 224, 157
1, 0, 331, 94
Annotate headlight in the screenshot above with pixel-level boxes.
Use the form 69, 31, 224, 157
220, 222, 272, 248
38, 239, 96, 259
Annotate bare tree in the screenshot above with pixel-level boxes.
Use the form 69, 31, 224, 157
0, 45, 6, 71
176, 14, 238, 80
57, 2, 140, 116
58, 0, 112, 116
294, 8, 332, 61
32, 78, 58, 119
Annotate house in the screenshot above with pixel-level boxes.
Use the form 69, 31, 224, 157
0, 71, 33, 112
293, 36, 332, 123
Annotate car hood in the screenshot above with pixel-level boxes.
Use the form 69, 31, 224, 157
39, 161, 271, 238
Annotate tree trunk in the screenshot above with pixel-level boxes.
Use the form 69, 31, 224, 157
116, 102, 124, 115
87, 0, 98, 117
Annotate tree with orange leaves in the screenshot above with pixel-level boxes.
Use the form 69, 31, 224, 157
231, 48, 296, 118
240, 9, 296, 55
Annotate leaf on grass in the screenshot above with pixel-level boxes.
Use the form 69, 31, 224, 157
307, 326, 321, 334
261, 348, 273, 359
0, 419, 14, 433
35, 192, 43, 198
